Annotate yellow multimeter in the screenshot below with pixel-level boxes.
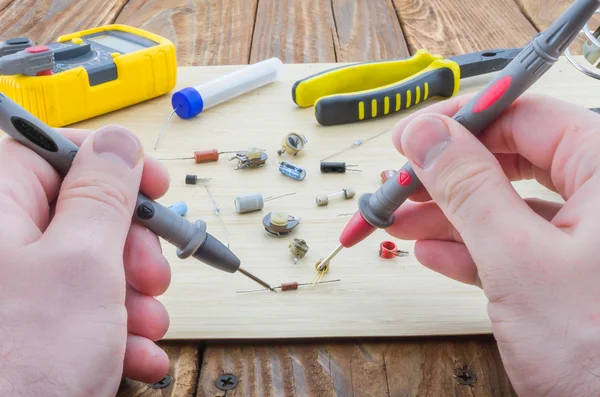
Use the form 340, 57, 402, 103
0, 24, 177, 127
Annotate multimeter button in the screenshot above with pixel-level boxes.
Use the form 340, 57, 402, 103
6, 38, 30, 45
26, 45, 50, 53
71, 38, 83, 44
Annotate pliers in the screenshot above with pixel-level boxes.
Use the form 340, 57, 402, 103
291, 48, 523, 126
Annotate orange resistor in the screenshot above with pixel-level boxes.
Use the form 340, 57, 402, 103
194, 149, 220, 163
281, 282, 299, 291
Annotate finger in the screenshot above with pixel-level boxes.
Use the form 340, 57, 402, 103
408, 187, 432, 202
125, 285, 170, 341
44, 125, 144, 260
124, 223, 171, 297
414, 240, 480, 287
399, 113, 563, 272
494, 153, 556, 192
387, 198, 562, 242
123, 334, 169, 384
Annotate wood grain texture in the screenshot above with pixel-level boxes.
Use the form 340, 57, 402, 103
393, 0, 538, 57
117, 342, 200, 397
197, 337, 516, 396
249, 0, 337, 63
116, 0, 258, 66
330, 0, 410, 62
0, 0, 126, 44
62, 59, 599, 340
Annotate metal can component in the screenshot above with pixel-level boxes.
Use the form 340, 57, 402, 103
262, 212, 301, 236
381, 169, 397, 183
231, 148, 268, 169
279, 161, 306, 181
194, 149, 219, 163
168, 201, 188, 216
234, 193, 265, 214
288, 238, 309, 263
315, 188, 356, 206
277, 133, 307, 156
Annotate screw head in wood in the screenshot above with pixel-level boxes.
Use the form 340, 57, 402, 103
216, 374, 238, 390
149, 375, 172, 389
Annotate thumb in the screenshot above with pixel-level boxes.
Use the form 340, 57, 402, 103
399, 113, 550, 254
44, 125, 144, 257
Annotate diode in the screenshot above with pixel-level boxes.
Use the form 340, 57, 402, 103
161, 149, 259, 164
185, 175, 212, 185
279, 161, 306, 181
154, 57, 284, 149
320, 162, 361, 173
277, 133, 307, 156
380, 170, 397, 183
234, 192, 296, 214
168, 201, 188, 216
236, 279, 341, 293
315, 188, 355, 206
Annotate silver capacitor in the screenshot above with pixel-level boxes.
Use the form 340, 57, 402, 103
234, 193, 265, 214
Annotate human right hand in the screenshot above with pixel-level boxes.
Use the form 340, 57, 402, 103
388, 94, 600, 396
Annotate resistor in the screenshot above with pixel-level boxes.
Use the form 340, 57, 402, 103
315, 188, 355, 206
279, 162, 306, 181
234, 192, 296, 214
161, 149, 257, 163
168, 201, 188, 216
381, 170, 397, 183
320, 162, 361, 173
185, 175, 212, 185
281, 282, 299, 291
236, 279, 341, 293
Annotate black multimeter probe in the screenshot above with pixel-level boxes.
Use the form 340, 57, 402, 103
0, 93, 275, 292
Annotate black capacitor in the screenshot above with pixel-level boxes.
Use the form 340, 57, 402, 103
185, 174, 198, 184
320, 161, 346, 173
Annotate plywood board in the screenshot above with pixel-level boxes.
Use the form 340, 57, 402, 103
5, 58, 600, 339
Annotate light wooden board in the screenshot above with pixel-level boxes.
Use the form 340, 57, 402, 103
8, 58, 600, 340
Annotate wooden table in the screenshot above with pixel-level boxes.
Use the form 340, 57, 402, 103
0, 1, 591, 395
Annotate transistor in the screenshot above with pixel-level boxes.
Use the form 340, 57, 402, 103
315, 188, 355, 206
288, 238, 309, 264
320, 162, 361, 173
311, 257, 331, 285
231, 148, 268, 169
380, 170, 397, 183
185, 175, 212, 185
236, 279, 341, 293
234, 192, 296, 214
168, 201, 188, 216
279, 161, 306, 181
277, 133, 307, 156
160, 148, 260, 163
262, 212, 301, 236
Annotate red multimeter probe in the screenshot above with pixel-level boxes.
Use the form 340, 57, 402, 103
317, 0, 600, 268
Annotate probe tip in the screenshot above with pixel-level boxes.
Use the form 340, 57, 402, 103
339, 211, 376, 248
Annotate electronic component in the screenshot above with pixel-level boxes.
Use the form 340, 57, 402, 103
262, 212, 301, 236
156, 57, 283, 149
185, 175, 212, 185
231, 148, 268, 170
379, 241, 408, 259
168, 201, 188, 216
320, 162, 360, 173
380, 170, 396, 183
277, 133, 307, 156
315, 188, 355, 206
236, 279, 341, 293
279, 161, 306, 181
233, 192, 296, 214
311, 257, 331, 285
288, 238, 309, 264
160, 148, 262, 163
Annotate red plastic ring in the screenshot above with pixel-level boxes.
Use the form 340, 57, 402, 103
379, 241, 397, 259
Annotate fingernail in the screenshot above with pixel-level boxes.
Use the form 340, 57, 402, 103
401, 116, 451, 169
93, 127, 142, 169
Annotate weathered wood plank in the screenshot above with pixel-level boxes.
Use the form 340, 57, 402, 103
331, 0, 410, 62
249, 0, 337, 63
117, 341, 200, 397
0, 0, 126, 44
393, 0, 538, 57
197, 337, 516, 396
116, 0, 258, 66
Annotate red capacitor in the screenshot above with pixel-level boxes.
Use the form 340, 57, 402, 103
379, 241, 397, 259
194, 149, 220, 163
381, 170, 396, 183
281, 282, 299, 291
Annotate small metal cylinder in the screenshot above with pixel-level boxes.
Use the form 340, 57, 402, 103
185, 174, 198, 185
194, 149, 219, 163
234, 193, 264, 214
320, 161, 346, 173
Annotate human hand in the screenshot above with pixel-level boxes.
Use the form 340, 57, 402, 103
388, 94, 600, 396
0, 126, 172, 396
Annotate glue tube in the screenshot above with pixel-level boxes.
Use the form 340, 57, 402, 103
171, 57, 284, 119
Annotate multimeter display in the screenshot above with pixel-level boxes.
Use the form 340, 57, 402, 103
88, 35, 147, 53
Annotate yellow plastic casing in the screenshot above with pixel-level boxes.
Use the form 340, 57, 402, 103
0, 24, 177, 127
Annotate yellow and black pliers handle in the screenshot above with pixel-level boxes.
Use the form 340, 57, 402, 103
291, 48, 522, 126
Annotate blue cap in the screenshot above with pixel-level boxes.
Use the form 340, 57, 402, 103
171, 87, 204, 119
168, 201, 188, 217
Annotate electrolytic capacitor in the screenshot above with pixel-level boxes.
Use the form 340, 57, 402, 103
320, 162, 361, 173
234, 192, 296, 214
279, 162, 306, 181
315, 188, 355, 206
168, 201, 188, 216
